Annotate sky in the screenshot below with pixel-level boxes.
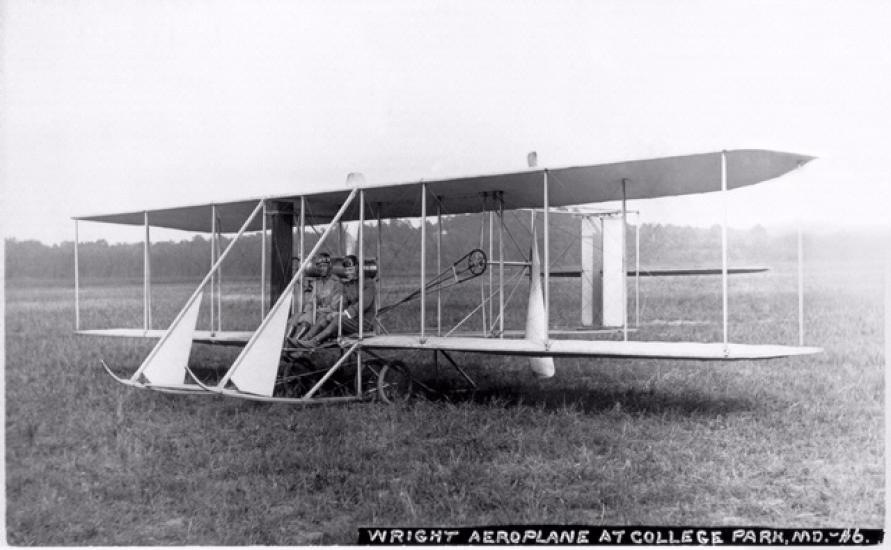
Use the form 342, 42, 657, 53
2, 0, 890, 244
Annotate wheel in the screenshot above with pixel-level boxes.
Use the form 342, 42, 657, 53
467, 248, 487, 275
376, 360, 414, 404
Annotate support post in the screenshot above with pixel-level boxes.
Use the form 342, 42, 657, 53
635, 212, 640, 328
298, 197, 305, 314
376, 205, 382, 326
357, 191, 365, 397
74, 220, 80, 331
543, 171, 550, 342
143, 211, 151, 331
358, 190, 365, 340
498, 192, 504, 338
436, 200, 442, 336
215, 221, 222, 332
622, 179, 628, 341
261, 200, 267, 316
420, 183, 427, 342
210, 205, 217, 336
488, 208, 494, 333
721, 150, 729, 348
479, 204, 486, 335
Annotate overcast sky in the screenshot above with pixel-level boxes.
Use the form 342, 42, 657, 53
2, 0, 889, 244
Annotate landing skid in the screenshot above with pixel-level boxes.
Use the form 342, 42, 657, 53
99, 338, 482, 406
100, 360, 211, 395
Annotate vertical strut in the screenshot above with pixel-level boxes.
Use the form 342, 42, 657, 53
795, 161, 806, 346
488, 208, 494, 333
74, 220, 80, 331
479, 205, 486, 335
376, 205, 382, 326
260, 200, 267, 317
358, 190, 365, 340
498, 192, 504, 338
436, 200, 442, 336
144, 211, 151, 331
543, 171, 550, 342
420, 183, 427, 342
621, 179, 628, 341
215, 222, 222, 331
357, 190, 365, 397
721, 150, 729, 348
635, 212, 640, 328
298, 197, 305, 315
210, 205, 217, 336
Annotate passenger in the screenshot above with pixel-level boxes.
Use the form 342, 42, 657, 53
286, 252, 340, 342
299, 254, 375, 346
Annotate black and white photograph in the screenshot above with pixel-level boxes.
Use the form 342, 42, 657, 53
2, 0, 887, 545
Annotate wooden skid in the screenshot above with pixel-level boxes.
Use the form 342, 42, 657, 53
144, 383, 215, 395
100, 360, 210, 394
217, 389, 366, 405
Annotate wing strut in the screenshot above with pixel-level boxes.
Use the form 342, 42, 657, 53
143, 211, 151, 331
796, 159, 809, 346
721, 151, 729, 350
211, 188, 358, 398
622, 178, 628, 341
543, 170, 550, 342
420, 183, 427, 342
100, 200, 265, 390
74, 220, 80, 331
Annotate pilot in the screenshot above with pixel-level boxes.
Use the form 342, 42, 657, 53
298, 254, 375, 346
286, 252, 340, 342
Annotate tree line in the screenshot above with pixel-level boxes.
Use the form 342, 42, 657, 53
5, 218, 860, 282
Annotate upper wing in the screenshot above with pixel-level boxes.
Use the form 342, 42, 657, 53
75, 149, 814, 232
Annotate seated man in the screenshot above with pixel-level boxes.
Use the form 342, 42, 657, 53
286, 252, 341, 342
299, 254, 375, 346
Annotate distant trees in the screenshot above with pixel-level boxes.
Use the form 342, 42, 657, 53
4, 222, 877, 282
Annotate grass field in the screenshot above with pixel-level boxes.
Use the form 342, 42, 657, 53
4, 258, 884, 544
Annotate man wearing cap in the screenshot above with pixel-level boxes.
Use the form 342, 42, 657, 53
286, 252, 340, 342
299, 254, 375, 346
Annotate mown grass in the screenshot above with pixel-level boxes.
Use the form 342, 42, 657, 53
4, 258, 884, 544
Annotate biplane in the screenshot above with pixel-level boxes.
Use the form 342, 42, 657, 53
78, 149, 821, 404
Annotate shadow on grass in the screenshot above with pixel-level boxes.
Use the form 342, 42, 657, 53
187, 354, 758, 418
440, 385, 756, 416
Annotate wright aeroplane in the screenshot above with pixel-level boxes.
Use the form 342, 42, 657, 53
78, 149, 821, 404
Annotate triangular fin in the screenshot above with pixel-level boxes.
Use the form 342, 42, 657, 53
141, 291, 203, 385
229, 294, 293, 396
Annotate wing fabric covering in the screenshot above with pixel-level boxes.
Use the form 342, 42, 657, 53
140, 291, 203, 385
228, 293, 294, 397
525, 230, 555, 378
76, 150, 814, 232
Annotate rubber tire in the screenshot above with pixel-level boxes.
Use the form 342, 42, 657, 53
376, 360, 414, 404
